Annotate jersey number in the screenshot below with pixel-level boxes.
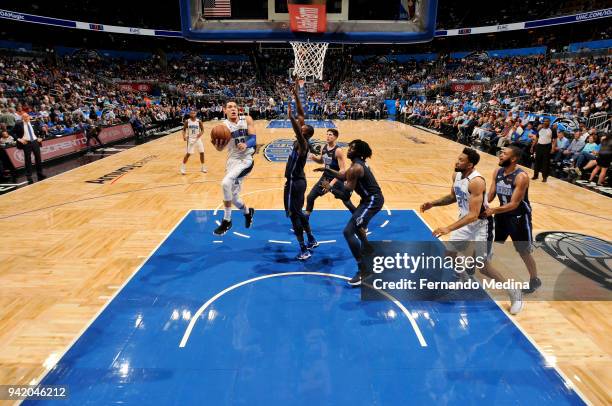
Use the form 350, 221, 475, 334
234, 137, 246, 146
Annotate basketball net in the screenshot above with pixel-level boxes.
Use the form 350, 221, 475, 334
290, 41, 329, 81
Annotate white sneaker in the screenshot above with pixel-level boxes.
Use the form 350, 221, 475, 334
201, 165, 208, 173
180, 164, 186, 175
508, 288, 523, 315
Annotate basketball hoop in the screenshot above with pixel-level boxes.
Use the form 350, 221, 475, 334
290, 41, 329, 81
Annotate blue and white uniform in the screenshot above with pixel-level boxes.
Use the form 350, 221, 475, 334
222, 116, 255, 202
448, 170, 494, 260
185, 118, 204, 154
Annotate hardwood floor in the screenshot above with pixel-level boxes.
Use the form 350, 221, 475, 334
0, 120, 610, 404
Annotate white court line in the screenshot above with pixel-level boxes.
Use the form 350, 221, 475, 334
179, 271, 427, 348
233, 232, 250, 239
268, 240, 292, 244
26, 209, 192, 390
384, 204, 392, 216
380, 220, 389, 228
318, 240, 336, 244
412, 210, 590, 403
213, 241, 223, 244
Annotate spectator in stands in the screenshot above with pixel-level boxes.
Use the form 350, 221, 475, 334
0, 108, 16, 133
559, 130, 587, 166
582, 135, 611, 186
572, 134, 601, 174
552, 131, 570, 162
0, 130, 16, 147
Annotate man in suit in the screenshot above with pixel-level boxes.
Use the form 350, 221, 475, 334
14, 113, 46, 184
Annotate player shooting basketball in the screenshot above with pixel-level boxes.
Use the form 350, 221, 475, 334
211, 101, 256, 236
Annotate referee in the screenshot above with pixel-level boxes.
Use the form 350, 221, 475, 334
531, 118, 553, 182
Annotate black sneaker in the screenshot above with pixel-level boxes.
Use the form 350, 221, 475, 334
213, 219, 232, 236
306, 236, 319, 250
348, 264, 368, 287
245, 208, 255, 228
522, 277, 542, 294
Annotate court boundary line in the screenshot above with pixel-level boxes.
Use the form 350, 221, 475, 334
413, 210, 591, 405
179, 270, 427, 348
24, 209, 192, 397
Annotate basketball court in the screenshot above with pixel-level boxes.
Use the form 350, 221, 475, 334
0, 0, 611, 404
0, 120, 610, 404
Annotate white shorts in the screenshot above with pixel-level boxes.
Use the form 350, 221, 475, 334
222, 157, 254, 201
447, 217, 494, 261
186, 138, 204, 154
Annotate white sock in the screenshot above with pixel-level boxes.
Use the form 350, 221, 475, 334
223, 207, 232, 221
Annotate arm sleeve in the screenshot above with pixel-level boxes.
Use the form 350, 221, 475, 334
245, 134, 256, 148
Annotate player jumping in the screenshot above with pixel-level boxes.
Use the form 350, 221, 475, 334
285, 83, 318, 260
212, 101, 256, 236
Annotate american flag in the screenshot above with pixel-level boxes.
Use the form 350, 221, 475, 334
203, 0, 231, 18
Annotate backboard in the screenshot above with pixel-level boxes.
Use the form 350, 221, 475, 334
180, 0, 438, 43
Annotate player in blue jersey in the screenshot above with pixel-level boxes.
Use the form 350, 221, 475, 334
485, 146, 540, 293
285, 83, 318, 260
316, 139, 384, 286
306, 128, 355, 216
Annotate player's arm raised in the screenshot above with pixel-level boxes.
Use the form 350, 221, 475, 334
292, 80, 305, 126
433, 177, 485, 237
487, 168, 497, 203
486, 172, 528, 216
420, 173, 457, 212
288, 103, 308, 154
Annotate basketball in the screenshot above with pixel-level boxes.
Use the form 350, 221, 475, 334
211, 124, 231, 144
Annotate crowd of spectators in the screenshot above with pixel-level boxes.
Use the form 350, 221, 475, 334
1, 45, 610, 187
402, 97, 610, 187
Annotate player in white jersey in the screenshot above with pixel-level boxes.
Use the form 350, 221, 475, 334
180, 110, 207, 174
212, 101, 256, 236
421, 147, 523, 315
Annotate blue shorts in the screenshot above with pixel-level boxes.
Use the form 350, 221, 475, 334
352, 195, 384, 228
